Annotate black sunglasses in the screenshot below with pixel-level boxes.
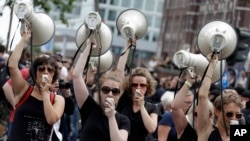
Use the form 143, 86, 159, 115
101, 86, 120, 96
225, 112, 242, 119
131, 83, 148, 88
37, 65, 55, 73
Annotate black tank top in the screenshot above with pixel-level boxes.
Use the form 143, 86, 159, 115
178, 123, 197, 141
7, 95, 52, 141
208, 126, 222, 141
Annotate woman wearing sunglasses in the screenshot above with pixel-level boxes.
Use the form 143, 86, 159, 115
116, 67, 158, 141
7, 31, 65, 141
197, 53, 243, 141
72, 39, 130, 141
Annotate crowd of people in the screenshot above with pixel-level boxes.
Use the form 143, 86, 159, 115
0, 28, 250, 141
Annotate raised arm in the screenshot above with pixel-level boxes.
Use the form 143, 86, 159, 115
197, 53, 218, 139
171, 76, 194, 138
8, 31, 30, 99
72, 39, 95, 108
116, 38, 136, 79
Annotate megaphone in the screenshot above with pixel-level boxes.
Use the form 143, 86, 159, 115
88, 50, 114, 73
173, 50, 226, 83
116, 9, 148, 39
14, 1, 55, 46
197, 21, 237, 60
75, 11, 112, 56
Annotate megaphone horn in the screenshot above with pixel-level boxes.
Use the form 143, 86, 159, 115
173, 50, 226, 83
116, 9, 148, 39
14, 2, 55, 46
75, 11, 112, 56
89, 50, 114, 73
197, 21, 237, 60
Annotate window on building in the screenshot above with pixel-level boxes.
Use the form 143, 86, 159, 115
110, 0, 119, 5
134, 0, 143, 9
108, 10, 117, 21
146, 15, 153, 27
99, 0, 107, 4
157, 0, 164, 13
145, 0, 155, 11
99, 9, 106, 19
122, 0, 131, 7
153, 32, 158, 42
154, 17, 161, 28
72, 6, 81, 15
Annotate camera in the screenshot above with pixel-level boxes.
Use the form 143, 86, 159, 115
59, 79, 71, 89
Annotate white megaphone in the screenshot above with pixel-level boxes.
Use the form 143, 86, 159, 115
14, 1, 55, 46
75, 11, 112, 56
116, 9, 148, 39
88, 50, 114, 73
197, 21, 237, 60
173, 50, 226, 83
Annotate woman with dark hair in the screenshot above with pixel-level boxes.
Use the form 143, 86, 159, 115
7, 30, 65, 141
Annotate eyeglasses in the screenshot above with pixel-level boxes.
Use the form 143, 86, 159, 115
101, 86, 120, 96
131, 83, 148, 88
37, 65, 55, 73
225, 112, 242, 119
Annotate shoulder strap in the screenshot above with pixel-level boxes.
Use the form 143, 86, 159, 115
50, 92, 55, 104
15, 86, 33, 108
9, 86, 33, 122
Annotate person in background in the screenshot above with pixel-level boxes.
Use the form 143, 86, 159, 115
116, 67, 158, 141
171, 74, 197, 141
197, 53, 243, 141
157, 91, 176, 141
72, 38, 130, 141
7, 30, 65, 141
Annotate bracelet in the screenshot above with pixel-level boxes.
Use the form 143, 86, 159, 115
185, 81, 192, 88
205, 75, 212, 79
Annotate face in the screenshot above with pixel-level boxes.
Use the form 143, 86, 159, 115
100, 79, 121, 107
131, 76, 148, 98
36, 64, 55, 84
216, 102, 242, 128
182, 95, 193, 113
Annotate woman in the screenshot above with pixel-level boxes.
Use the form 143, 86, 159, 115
157, 91, 176, 141
197, 53, 243, 141
72, 38, 130, 141
116, 67, 158, 141
7, 31, 65, 140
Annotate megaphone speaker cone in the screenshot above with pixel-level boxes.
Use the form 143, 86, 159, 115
116, 9, 148, 39
197, 21, 237, 60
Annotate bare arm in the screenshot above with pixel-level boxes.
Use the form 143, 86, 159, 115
140, 106, 158, 133
2, 82, 15, 108
8, 31, 30, 102
158, 125, 171, 141
197, 53, 218, 139
171, 77, 194, 138
72, 39, 94, 108
116, 38, 136, 79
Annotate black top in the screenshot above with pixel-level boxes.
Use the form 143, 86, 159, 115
8, 96, 52, 141
208, 126, 222, 141
177, 123, 197, 141
79, 96, 130, 141
117, 92, 158, 141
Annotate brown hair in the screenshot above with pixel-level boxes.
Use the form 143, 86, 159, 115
124, 67, 157, 96
213, 89, 243, 110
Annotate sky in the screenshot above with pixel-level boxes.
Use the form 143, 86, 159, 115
0, 5, 22, 50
